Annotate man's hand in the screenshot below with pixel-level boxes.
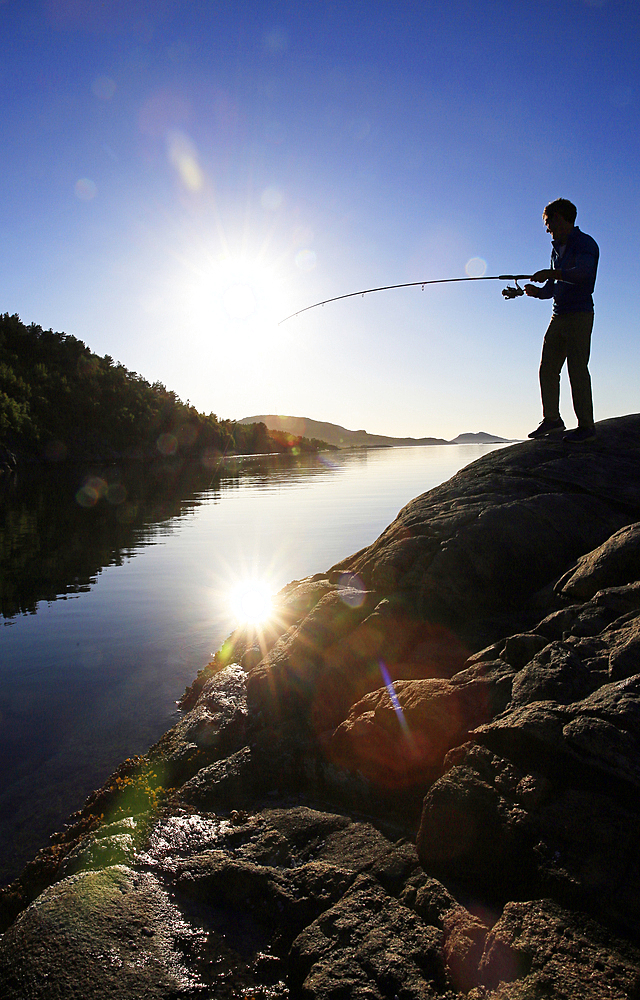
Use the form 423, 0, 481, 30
524, 284, 541, 297
530, 269, 556, 283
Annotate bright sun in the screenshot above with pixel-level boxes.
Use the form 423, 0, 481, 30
230, 580, 274, 625
188, 253, 286, 333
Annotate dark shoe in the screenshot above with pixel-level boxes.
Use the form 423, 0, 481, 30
563, 426, 596, 443
528, 418, 565, 439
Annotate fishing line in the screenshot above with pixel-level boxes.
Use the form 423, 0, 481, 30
278, 274, 532, 324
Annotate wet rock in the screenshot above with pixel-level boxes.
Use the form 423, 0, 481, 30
143, 805, 394, 878
174, 854, 357, 953
58, 815, 139, 877
179, 577, 337, 709
0, 866, 198, 999
177, 745, 255, 810
149, 663, 249, 785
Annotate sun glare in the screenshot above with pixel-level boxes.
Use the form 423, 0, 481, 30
187, 253, 286, 334
230, 580, 274, 625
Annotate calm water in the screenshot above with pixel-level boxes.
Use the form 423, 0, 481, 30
0, 443, 504, 883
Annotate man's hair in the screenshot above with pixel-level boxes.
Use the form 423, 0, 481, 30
543, 198, 577, 225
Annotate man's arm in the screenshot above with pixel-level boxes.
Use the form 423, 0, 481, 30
524, 272, 556, 298
555, 250, 598, 287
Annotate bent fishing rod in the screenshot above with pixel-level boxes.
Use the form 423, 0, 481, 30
278, 273, 531, 325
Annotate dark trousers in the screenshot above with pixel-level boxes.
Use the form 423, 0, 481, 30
539, 311, 594, 427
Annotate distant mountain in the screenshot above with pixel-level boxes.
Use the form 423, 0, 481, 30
449, 431, 516, 444
238, 415, 515, 449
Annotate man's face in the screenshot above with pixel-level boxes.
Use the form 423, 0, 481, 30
544, 212, 573, 242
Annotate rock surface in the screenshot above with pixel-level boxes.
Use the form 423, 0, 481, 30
3, 414, 640, 998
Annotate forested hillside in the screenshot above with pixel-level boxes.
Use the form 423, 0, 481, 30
0, 314, 330, 464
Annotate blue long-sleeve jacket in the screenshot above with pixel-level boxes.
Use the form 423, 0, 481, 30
537, 226, 599, 315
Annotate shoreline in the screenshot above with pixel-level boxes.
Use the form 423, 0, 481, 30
2, 415, 640, 997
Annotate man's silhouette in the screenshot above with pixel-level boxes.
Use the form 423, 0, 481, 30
525, 199, 599, 443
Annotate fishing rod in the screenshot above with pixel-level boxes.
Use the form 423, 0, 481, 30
278, 273, 532, 325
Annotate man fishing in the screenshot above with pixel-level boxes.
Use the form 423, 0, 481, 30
525, 198, 599, 443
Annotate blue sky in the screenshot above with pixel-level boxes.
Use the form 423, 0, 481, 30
1, 0, 638, 439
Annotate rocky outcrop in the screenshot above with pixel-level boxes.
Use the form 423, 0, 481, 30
3, 414, 640, 998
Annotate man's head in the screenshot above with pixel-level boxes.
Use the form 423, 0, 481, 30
543, 198, 577, 242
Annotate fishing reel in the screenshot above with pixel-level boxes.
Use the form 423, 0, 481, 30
502, 278, 525, 300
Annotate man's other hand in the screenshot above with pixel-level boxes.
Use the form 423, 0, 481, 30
524, 284, 541, 297
530, 269, 555, 282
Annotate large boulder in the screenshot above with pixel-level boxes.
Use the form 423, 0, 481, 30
288, 874, 447, 999
328, 664, 514, 789
477, 898, 640, 998
331, 414, 640, 637
0, 866, 198, 1000
557, 521, 640, 600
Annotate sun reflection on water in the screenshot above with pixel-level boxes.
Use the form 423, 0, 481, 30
230, 579, 274, 625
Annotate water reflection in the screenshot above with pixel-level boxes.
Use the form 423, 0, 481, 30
0, 444, 503, 886
0, 453, 347, 622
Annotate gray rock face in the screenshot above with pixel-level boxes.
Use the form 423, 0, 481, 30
3, 414, 640, 998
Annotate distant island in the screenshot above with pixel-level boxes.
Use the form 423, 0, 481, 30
239, 414, 517, 449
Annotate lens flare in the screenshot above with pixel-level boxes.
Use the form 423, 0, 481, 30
156, 433, 178, 456
295, 249, 317, 272
379, 660, 410, 734
337, 572, 366, 608
186, 253, 286, 334
465, 256, 487, 277
263, 28, 288, 52
75, 178, 97, 201
166, 130, 204, 192
76, 476, 107, 508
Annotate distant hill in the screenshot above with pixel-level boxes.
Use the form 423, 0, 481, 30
449, 431, 516, 444
238, 415, 515, 449
238, 415, 448, 449
0, 314, 332, 465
